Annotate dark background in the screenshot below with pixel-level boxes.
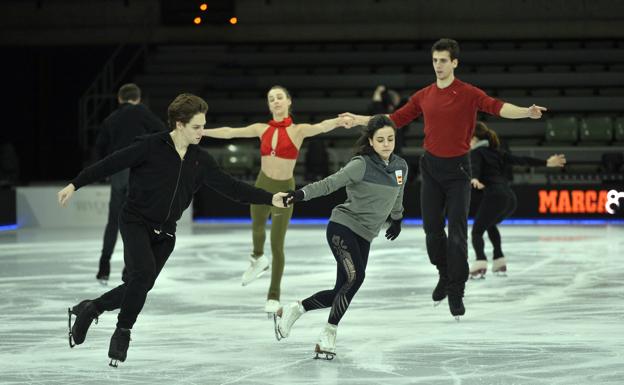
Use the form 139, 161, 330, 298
1, 0, 623, 224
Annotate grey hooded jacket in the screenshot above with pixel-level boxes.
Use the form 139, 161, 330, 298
302, 153, 408, 242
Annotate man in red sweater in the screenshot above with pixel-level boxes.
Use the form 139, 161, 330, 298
341, 38, 545, 319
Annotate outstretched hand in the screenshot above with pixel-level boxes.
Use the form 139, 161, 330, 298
471, 178, 485, 190
272, 192, 290, 208
285, 190, 305, 206
338, 115, 356, 129
385, 218, 402, 241
546, 154, 566, 167
339, 112, 369, 126
528, 104, 547, 119
57, 184, 76, 207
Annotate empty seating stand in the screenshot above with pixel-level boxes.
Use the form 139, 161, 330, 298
546, 117, 579, 144
580, 116, 613, 144
129, 39, 623, 179
615, 117, 624, 144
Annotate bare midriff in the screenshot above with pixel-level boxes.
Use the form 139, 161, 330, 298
259, 124, 302, 180
260, 156, 297, 180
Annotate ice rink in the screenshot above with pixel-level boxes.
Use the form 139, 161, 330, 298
0, 223, 622, 385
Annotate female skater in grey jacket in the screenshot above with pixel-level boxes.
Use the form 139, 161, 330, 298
275, 115, 408, 359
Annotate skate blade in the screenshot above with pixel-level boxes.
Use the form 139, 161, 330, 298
68, 308, 75, 348
433, 299, 444, 307
97, 278, 109, 286
454, 315, 461, 322
314, 345, 335, 360
273, 314, 283, 341
493, 271, 507, 277
241, 266, 269, 287
469, 274, 486, 280
109, 359, 119, 368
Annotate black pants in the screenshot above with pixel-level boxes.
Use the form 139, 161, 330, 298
471, 183, 517, 261
94, 209, 175, 329
302, 222, 370, 325
101, 170, 129, 261
420, 152, 471, 296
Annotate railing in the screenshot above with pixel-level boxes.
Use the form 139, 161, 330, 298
77, 43, 149, 154
77, 4, 155, 156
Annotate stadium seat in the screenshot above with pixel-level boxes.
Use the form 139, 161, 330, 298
545, 117, 579, 144
219, 144, 255, 177
614, 117, 624, 142
580, 116, 613, 143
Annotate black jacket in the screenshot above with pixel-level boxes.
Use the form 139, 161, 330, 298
470, 144, 546, 186
95, 103, 166, 159
72, 132, 273, 233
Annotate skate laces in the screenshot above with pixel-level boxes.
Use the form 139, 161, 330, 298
76, 302, 100, 324
319, 324, 337, 349
116, 329, 131, 346
278, 302, 303, 338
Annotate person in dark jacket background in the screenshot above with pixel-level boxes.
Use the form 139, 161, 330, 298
469, 121, 566, 278
58, 93, 288, 367
94, 83, 166, 284
367, 85, 407, 155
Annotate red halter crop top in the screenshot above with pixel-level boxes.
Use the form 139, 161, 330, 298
260, 116, 299, 159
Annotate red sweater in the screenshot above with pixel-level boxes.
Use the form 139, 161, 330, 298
390, 78, 504, 158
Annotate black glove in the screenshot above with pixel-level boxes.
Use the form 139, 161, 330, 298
284, 189, 305, 206
385, 218, 402, 241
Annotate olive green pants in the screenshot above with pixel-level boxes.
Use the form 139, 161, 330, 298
250, 171, 295, 301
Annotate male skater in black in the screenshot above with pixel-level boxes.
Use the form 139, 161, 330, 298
59, 93, 288, 366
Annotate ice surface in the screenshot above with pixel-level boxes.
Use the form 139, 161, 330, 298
0, 224, 622, 384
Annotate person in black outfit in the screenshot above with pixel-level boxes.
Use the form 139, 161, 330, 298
469, 121, 566, 278
58, 93, 288, 367
95, 83, 166, 284
368, 85, 406, 155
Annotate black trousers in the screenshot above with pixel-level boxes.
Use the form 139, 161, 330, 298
471, 183, 517, 261
101, 170, 129, 261
302, 222, 371, 325
94, 208, 175, 329
420, 152, 471, 296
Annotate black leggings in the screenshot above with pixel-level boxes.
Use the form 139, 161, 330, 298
471, 184, 517, 261
302, 222, 370, 325
94, 209, 175, 329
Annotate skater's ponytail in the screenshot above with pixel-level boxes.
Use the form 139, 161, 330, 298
474, 121, 500, 150
353, 115, 397, 156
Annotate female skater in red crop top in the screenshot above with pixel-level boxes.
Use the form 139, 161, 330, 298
202, 85, 353, 314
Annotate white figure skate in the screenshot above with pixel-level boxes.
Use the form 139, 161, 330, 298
241, 255, 269, 286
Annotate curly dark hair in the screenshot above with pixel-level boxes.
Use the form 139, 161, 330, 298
353, 115, 397, 156
167, 93, 208, 129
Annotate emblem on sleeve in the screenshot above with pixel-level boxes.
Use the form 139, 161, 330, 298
395, 170, 403, 185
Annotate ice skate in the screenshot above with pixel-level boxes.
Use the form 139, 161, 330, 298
492, 257, 507, 277
108, 327, 131, 368
314, 323, 337, 360
68, 300, 101, 348
96, 259, 110, 286
241, 255, 269, 286
264, 299, 280, 319
448, 294, 465, 322
275, 301, 305, 341
432, 275, 448, 306
469, 260, 487, 280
